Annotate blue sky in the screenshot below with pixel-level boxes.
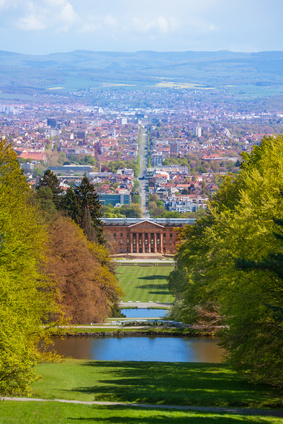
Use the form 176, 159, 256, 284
0, 0, 282, 55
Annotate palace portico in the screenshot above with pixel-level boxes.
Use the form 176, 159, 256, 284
102, 218, 195, 255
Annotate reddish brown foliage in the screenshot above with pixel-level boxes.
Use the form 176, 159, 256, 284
46, 214, 122, 324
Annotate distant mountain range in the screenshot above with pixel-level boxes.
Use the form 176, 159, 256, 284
0, 50, 283, 94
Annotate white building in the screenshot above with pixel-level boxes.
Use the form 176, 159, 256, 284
195, 124, 202, 138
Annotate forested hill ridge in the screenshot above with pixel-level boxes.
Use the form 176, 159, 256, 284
1, 49, 283, 93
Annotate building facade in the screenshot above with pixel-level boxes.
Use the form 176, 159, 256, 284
102, 218, 195, 255
99, 192, 131, 207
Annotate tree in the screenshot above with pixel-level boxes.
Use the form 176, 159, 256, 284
61, 177, 104, 244
119, 204, 143, 218
0, 139, 61, 395
36, 186, 57, 218
46, 215, 123, 324
74, 177, 104, 243
36, 169, 63, 209
169, 134, 283, 387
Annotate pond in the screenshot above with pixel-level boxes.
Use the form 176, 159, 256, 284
121, 308, 168, 318
51, 336, 225, 363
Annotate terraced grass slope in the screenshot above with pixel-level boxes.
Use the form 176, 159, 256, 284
116, 264, 174, 303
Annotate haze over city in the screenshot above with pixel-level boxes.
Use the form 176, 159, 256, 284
0, 0, 282, 55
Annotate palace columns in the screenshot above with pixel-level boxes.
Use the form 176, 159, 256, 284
142, 232, 145, 253
130, 232, 133, 253
154, 233, 157, 253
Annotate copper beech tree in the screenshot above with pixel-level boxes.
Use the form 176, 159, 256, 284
46, 214, 123, 324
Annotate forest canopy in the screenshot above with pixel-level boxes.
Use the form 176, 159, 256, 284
169, 134, 283, 387
0, 139, 123, 395
0, 139, 62, 395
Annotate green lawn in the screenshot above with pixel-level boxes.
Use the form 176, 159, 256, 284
31, 360, 282, 409
1, 360, 282, 424
0, 402, 281, 424
116, 265, 174, 303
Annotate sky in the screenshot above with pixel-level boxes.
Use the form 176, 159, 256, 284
0, 0, 282, 55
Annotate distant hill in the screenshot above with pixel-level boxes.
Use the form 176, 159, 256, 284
0, 50, 283, 94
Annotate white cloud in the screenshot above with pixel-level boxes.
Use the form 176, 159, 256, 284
184, 17, 219, 35
105, 15, 117, 27
17, 13, 47, 31
0, 0, 9, 7
131, 16, 177, 34
58, 2, 77, 31
78, 15, 117, 33
78, 22, 101, 33
14, 0, 78, 32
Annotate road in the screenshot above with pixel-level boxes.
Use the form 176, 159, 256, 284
138, 127, 149, 218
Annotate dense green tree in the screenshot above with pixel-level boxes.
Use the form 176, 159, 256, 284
36, 186, 57, 218
73, 177, 104, 243
60, 178, 103, 243
61, 187, 78, 221
169, 134, 283, 387
0, 139, 61, 395
119, 204, 143, 218
36, 169, 63, 208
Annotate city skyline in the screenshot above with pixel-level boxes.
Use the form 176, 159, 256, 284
0, 0, 282, 55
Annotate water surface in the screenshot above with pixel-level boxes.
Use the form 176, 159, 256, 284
52, 336, 225, 363
121, 308, 168, 318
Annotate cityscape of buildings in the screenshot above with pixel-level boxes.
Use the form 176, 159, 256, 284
0, 88, 282, 218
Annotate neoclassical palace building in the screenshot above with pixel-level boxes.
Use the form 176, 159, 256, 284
102, 218, 195, 255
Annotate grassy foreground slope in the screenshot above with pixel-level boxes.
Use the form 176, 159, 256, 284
116, 265, 174, 303
31, 360, 282, 408
0, 402, 281, 424
2, 360, 280, 424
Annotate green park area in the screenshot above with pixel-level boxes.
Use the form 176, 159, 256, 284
1, 360, 282, 424
116, 264, 175, 303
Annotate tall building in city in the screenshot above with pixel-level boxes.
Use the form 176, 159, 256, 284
119, 117, 127, 125
47, 118, 57, 128
170, 142, 179, 156
195, 124, 202, 137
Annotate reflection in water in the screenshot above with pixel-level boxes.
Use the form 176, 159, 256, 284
52, 337, 225, 363
121, 308, 168, 318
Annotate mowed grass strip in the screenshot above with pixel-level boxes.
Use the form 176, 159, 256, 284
116, 265, 174, 303
30, 360, 282, 409
0, 402, 281, 424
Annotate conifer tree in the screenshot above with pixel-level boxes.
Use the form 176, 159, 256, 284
36, 169, 63, 209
